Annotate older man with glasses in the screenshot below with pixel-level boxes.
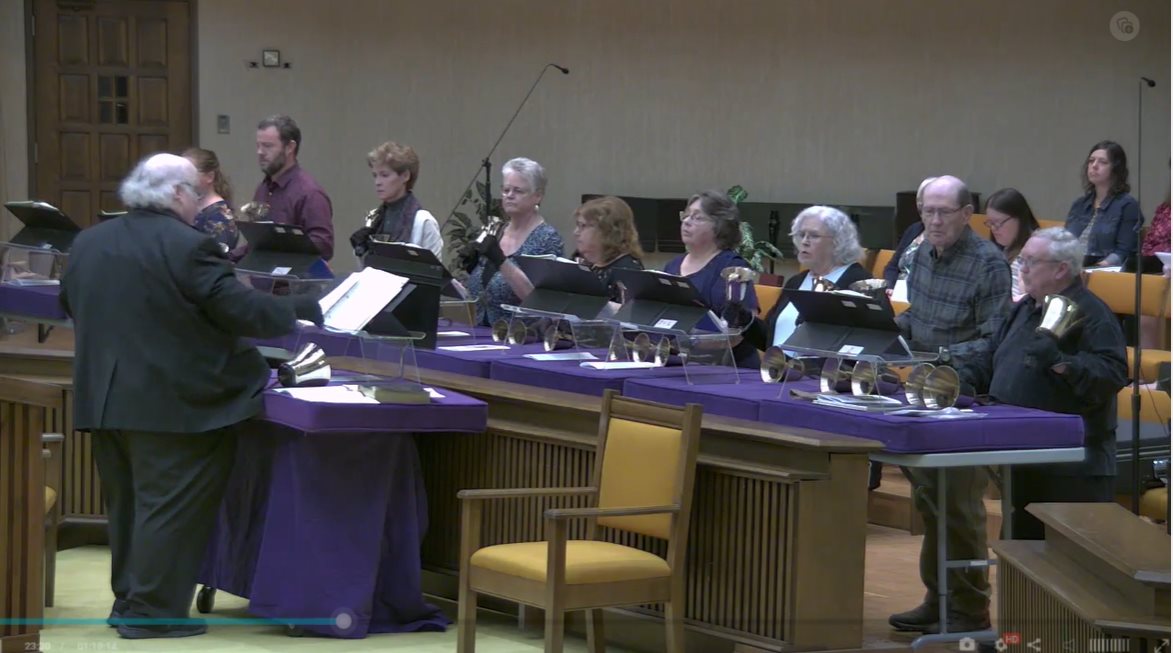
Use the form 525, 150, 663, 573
956, 227, 1127, 538
888, 175, 1012, 636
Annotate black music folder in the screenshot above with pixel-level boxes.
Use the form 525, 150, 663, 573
783, 289, 911, 359
361, 241, 448, 348
236, 221, 325, 277
514, 255, 611, 320
4, 201, 81, 252
610, 268, 712, 333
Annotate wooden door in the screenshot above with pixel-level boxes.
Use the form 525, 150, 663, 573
32, 0, 192, 228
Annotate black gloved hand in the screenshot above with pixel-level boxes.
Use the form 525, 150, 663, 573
1022, 334, 1061, 369
474, 233, 507, 268
292, 294, 324, 327
719, 301, 754, 330
349, 226, 375, 258
456, 243, 480, 273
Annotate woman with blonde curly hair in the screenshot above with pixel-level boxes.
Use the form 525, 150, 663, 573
572, 196, 644, 302
351, 141, 442, 258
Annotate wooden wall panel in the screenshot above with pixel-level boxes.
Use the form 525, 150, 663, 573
56, 14, 87, 65
95, 16, 128, 67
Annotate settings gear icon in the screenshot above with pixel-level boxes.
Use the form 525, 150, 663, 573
994, 639, 1009, 652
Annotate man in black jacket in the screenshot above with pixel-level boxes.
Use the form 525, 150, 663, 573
956, 226, 1128, 538
60, 153, 322, 639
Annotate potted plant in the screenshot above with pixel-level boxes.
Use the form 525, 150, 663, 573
442, 181, 505, 280
726, 185, 785, 279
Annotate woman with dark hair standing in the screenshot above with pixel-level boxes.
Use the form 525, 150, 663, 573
182, 147, 240, 251
663, 189, 759, 366
984, 188, 1040, 302
1064, 140, 1142, 267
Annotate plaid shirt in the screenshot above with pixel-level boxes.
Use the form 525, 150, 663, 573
895, 228, 1011, 361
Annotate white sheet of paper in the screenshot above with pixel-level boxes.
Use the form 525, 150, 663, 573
438, 344, 510, 352
318, 267, 410, 332
524, 352, 598, 361
1156, 252, 1171, 266
273, 386, 378, 404
890, 279, 908, 303
424, 387, 446, 399
1085, 266, 1123, 273
437, 330, 471, 337
579, 361, 659, 370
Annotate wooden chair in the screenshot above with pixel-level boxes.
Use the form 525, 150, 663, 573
42, 432, 63, 607
1085, 271, 1170, 320
456, 390, 703, 653
870, 249, 895, 279
969, 213, 991, 239
1126, 347, 1171, 384
755, 284, 783, 317
1036, 219, 1065, 230
1119, 387, 1171, 424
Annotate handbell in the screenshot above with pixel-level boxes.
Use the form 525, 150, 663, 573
819, 357, 854, 393
760, 347, 818, 383
1037, 294, 1079, 340
543, 322, 575, 351
491, 318, 511, 343
811, 275, 838, 293
721, 266, 760, 304
506, 319, 539, 345
848, 278, 890, 301
277, 342, 331, 388
475, 216, 506, 245
920, 365, 962, 410
236, 201, 270, 222
653, 336, 675, 367
904, 363, 935, 407
850, 360, 901, 396
630, 333, 655, 363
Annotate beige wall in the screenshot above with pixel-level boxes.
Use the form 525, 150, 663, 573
4, 0, 1170, 269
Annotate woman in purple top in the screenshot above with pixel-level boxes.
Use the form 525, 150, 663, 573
663, 189, 759, 367
182, 148, 240, 252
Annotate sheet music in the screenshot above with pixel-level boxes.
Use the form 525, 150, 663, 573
318, 267, 410, 332
273, 386, 379, 404
890, 279, 909, 303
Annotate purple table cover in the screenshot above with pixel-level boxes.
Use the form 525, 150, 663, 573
490, 354, 694, 395
198, 382, 487, 638
0, 283, 68, 321
757, 381, 1084, 453
621, 372, 779, 420
415, 341, 549, 378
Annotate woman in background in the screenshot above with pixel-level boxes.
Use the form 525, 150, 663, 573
983, 188, 1040, 302
572, 196, 644, 303
883, 176, 936, 289
182, 148, 239, 251
663, 189, 758, 367
1064, 140, 1141, 267
465, 157, 564, 326
354, 141, 442, 258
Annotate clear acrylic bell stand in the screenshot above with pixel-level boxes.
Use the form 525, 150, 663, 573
498, 304, 616, 354
599, 317, 741, 386
0, 242, 71, 338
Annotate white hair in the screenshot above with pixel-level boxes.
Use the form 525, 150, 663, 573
791, 205, 863, 267
1031, 227, 1085, 279
915, 176, 938, 208
501, 157, 547, 196
119, 153, 198, 210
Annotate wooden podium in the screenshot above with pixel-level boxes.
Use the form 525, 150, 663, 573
0, 376, 62, 653
993, 503, 1170, 653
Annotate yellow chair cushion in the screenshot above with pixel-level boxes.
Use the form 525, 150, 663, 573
44, 486, 57, 514
755, 285, 782, 317
470, 540, 670, 585
597, 418, 681, 539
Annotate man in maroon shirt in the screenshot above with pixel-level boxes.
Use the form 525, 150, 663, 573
252, 115, 335, 260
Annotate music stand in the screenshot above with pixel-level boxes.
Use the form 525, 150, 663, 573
783, 289, 921, 361
4, 201, 81, 253
362, 241, 448, 349
610, 268, 712, 333
236, 221, 328, 278
514, 255, 611, 320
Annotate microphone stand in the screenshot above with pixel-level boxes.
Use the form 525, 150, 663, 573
442, 63, 568, 229
1130, 76, 1156, 514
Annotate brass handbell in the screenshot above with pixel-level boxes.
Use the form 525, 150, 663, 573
850, 360, 901, 396
760, 347, 819, 383
1037, 294, 1079, 340
811, 275, 837, 293
921, 365, 962, 409
721, 266, 760, 304
475, 216, 506, 245
237, 201, 270, 222
819, 357, 854, 393
542, 322, 575, 351
277, 342, 331, 388
630, 333, 655, 363
848, 278, 889, 301
904, 363, 935, 407
490, 318, 511, 343
506, 319, 539, 345
653, 336, 675, 367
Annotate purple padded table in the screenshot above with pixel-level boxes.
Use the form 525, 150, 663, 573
0, 283, 69, 321
198, 381, 487, 638
490, 355, 694, 395
757, 380, 1084, 453
621, 372, 782, 420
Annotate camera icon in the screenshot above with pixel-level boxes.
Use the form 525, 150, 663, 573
959, 637, 977, 651
1110, 11, 1140, 41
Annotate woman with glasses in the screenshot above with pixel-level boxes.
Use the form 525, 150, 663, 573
984, 188, 1040, 302
663, 189, 759, 366
464, 157, 564, 326
740, 206, 870, 352
1064, 140, 1142, 267
572, 196, 644, 303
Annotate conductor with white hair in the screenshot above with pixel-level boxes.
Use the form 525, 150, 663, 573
60, 153, 323, 640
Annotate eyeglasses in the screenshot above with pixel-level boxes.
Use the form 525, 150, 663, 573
501, 186, 530, 197
793, 231, 827, 243
1019, 256, 1059, 269
984, 216, 1016, 231
573, 221, 595, 232
679, 211, 713, 223
920, 206, 963, 220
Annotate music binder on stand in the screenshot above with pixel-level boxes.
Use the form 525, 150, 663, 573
781, 289, 934, 363
236, 221, 331, 279
361, 240, 454, 349
514, 255, 613, 319
4, 201, 81, 254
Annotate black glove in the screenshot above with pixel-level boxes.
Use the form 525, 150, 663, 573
474, 233, 507, 268
720, 301, 754, 330
349, 226, 375, 258
292, 294, 324, 327
1022, 334, 1061, 369
456, 243, 480, 273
